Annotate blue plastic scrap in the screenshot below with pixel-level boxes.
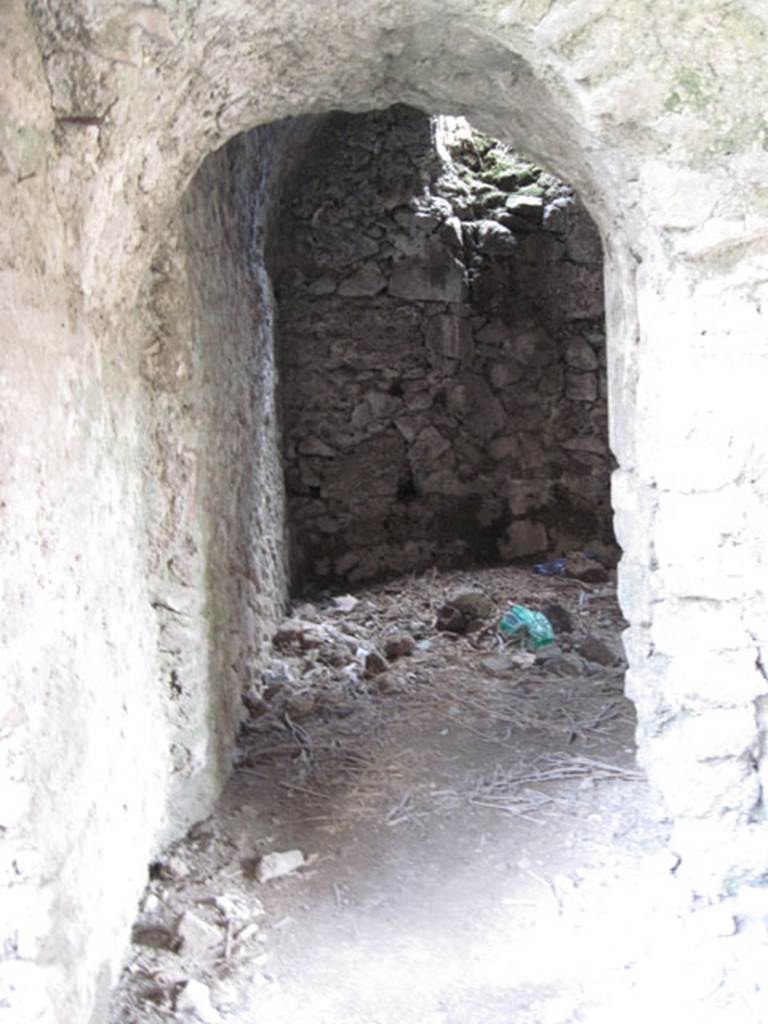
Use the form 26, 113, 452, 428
532, 558, 565, 576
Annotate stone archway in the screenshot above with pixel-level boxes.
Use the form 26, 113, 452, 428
3, 3, 768, 1022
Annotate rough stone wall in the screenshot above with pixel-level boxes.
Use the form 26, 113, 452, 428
136, 122, 313, 842
278, 107, 609, 591
0, 69, 311, 1023
3, 2, 768, 1022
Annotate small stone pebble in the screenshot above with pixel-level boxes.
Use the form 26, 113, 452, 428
446, 588, 494, 619
578, 634, 622, 667
383, 634, 416, 659
542, 602, 573, 633
161, 854, 190, 880
175, 979, 222, 1023
257, 849, 306, 883
365, 650, 388, 676
435, 604, 468, 634
175, 910, 222, 957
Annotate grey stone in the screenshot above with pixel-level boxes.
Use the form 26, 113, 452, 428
176, 911, 222, 957
542, 197, 571, 232
565, 338, 599, 370
436, 604, 468, 634
499, 520, 549, 559
535, 650, 588, 677
474, 319, 509, 346
565, 213, 603, 264
475, 219, 518, 254
488, 436, 520, 461
389, 242, 467, 303
578, 634, 623, 667
446, 375, 506, 439
509, 326, 558, 367
351, 390, 401, 428
364, 649, 388, 676
409, 425, 452, 468
438, 216, 464, 249
542, 603, 574, 633
131, 924, 179, 951
489, 360, 527, 388
338, 261, 387, 297
481, 651, 536, 675
175, 979, 222, 1024
256, 850, 306, 883
583, 539, 621, 568
308, 274, 337, 295
506, 479, 553, 517
383, 634, 416, 659
538, 363, 565, 396
160, 854, 191, 880
565, 372, 598, 402
562, 436, 606, 454
505, 194, 544, 222
285, 691, 317, 717
393, 415, 426, 443
299, 435, 337, 457
402, 383, 434, 412
446, 588, 495, 619
564, 551, 609, 583
426, 314, 472, 360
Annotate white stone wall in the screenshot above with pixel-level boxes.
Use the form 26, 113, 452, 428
2, 1, 768, 1021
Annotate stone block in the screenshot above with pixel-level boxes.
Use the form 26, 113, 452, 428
509, 325, 558, 367
408, 426, 453, 491
561, 436, 606, 454
566, 371, 597, 401
504, 194, 544, 223
475, 319, 509, 347
446, 375, 506, 439
389, 241, 467, 303
298, 435, 336, 457
661, 649, 767, 708
308, 275, 337, 295
538, 363, 564, 395
647, 722, 761, 819
651, 597, 749, 656
475, 219, 518, 254
499, 520, 549, 558
393, 415, 426, 443
426, 315, 472, 360
506, 479, 553, 516
489, 360, 526, 388
565, 213, 603, 263
542, 197, 571, 233
488, 435, 520, 461
654, 487, 763, 601
564, 338, 599, 370
337, 262, 386, 297
176, 911, 222, 958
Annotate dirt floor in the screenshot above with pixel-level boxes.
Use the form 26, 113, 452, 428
109, 564, 764, 1024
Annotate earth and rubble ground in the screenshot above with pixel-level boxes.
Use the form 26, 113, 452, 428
109, 563, 762, 1024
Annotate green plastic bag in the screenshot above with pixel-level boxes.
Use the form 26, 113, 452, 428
499, 604, 555, 648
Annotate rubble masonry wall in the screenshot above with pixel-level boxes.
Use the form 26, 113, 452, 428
278, 106, 611, 591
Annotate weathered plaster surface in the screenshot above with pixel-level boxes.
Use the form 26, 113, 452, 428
1, 1, 767, 1021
